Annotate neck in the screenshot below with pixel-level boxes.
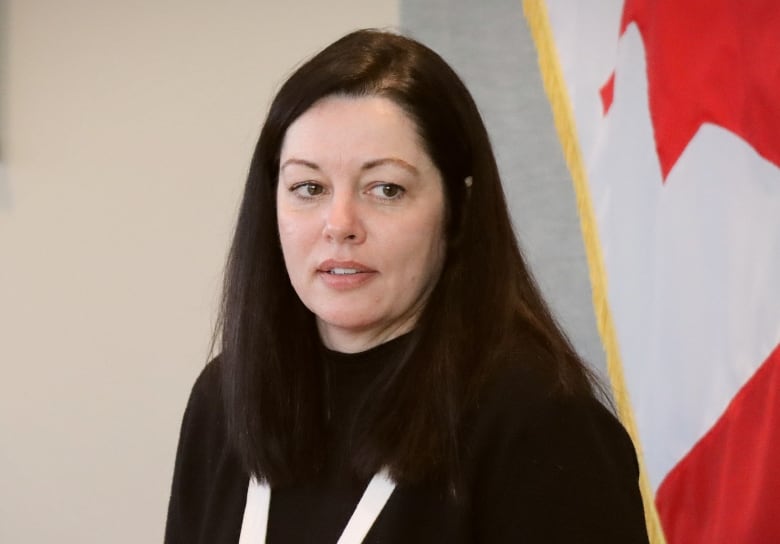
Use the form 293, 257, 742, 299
317, 320, 414, 353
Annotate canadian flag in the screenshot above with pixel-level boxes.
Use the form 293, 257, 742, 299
524, 1, 780, 542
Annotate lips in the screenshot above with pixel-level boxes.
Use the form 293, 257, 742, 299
317, 260, 375, 274
316, 260, 377, 290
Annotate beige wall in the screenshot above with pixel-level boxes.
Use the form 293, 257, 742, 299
0, 1, 398, 542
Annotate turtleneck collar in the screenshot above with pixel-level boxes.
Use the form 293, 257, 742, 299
320, 331, 413, 371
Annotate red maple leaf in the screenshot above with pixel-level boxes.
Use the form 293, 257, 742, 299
600, 0, 780, 181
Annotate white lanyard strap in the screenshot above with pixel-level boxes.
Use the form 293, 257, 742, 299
238, 475, 272, 544
336, 469, 395, 544
238, 469, 396, 544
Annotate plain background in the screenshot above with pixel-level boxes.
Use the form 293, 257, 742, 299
0, 1, 602, 542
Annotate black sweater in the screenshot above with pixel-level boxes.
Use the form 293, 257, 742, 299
164, 336, 649, 543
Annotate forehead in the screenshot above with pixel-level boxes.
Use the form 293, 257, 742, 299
279, 95, 429, 167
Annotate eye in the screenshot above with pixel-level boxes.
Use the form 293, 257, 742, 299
370, 183, 405, 200
290, 182, 325, 198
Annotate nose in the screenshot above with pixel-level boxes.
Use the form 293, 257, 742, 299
322, 192, 366, 243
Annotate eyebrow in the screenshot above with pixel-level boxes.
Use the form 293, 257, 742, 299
280, 157, 419, 175
362, 158, 419, 175
280, 158, 321, 171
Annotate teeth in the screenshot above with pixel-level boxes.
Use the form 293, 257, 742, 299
329, 268, 359, 275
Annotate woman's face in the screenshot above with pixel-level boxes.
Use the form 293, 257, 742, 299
277, 95, 447, 353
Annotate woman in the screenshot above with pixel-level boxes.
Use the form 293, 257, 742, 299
165, 29, 649, 543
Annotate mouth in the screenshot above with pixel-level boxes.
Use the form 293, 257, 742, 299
316, 260, 377, 289
325, 268, 363, 275
317, 260, 375, 274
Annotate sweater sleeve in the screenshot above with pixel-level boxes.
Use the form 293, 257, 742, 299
472, 391, 649, 543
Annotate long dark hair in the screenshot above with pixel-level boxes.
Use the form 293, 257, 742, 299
218, 29, 595, 489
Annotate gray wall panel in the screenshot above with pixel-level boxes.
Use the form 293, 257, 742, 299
401, 0, 608, 384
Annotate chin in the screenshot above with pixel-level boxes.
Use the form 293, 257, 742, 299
315, 309, 382, 334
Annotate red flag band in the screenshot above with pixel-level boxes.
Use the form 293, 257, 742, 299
526, 0, 780, 541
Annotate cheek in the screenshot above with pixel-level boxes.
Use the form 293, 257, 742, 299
424, 211, 448, 282
277, 215, 307, 273
400, 216, 447, 284
277, 205, 320, 238
424, 233, 447, 285
277, 216, 295, 244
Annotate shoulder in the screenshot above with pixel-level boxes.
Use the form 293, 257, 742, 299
465, 350, 648, 542
468, 342, 641, 486
174, 357, 231, 473
165, 357, 245, 543
469, 354, 635, 466
183, 357, 224, 424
